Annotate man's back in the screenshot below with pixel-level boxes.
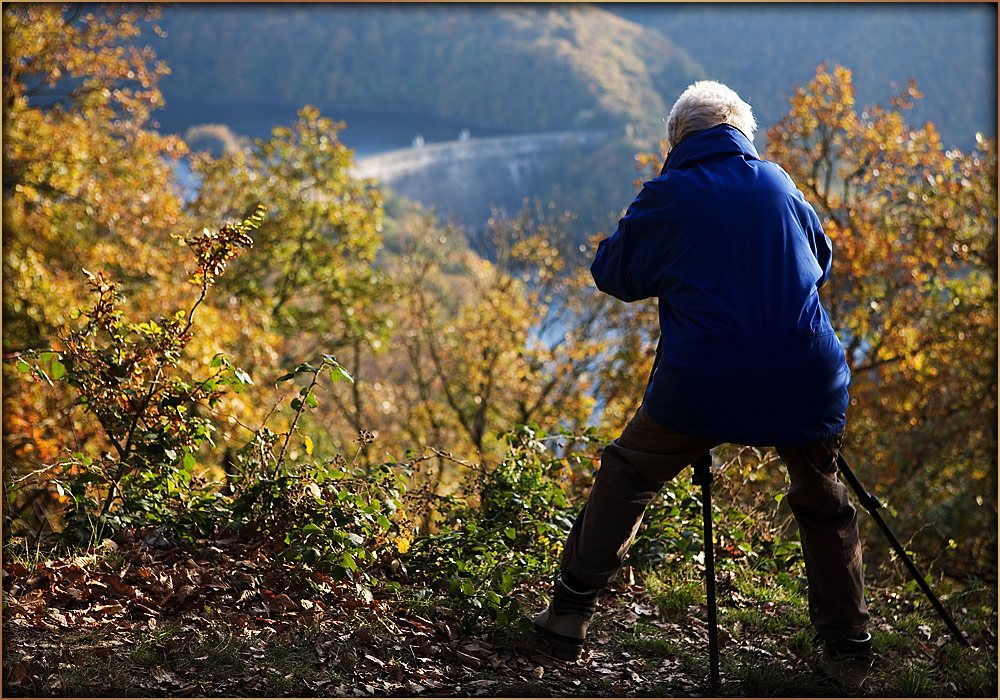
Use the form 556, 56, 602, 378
591, 124, 851, 446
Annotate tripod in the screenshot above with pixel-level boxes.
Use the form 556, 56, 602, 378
691, 451, 721, 693
836, 453, 969, 647
690, 448, 970, 693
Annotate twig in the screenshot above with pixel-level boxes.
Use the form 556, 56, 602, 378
274, 367, 323, 477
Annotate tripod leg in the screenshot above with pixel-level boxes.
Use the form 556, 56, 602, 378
693, 452, 721, 692
836, 454, 970, 647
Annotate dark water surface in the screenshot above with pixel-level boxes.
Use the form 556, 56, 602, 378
153, 100, 516, 158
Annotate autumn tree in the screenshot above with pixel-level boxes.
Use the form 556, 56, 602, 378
767, 65, 996, 576
3, 5, 187, 342
187, 106, 391, 457
373, 206, 629, 498
2, 4, 194, 524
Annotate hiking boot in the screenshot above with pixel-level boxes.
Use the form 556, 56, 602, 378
817, 632, 873, 689
532, 578, 599, 661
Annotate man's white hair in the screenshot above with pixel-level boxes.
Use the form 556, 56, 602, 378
665, 80, 757, 148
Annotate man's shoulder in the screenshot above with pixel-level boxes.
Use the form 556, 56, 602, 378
751, 157, 797, 185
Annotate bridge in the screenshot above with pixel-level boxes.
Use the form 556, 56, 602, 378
350, 129, 613, 227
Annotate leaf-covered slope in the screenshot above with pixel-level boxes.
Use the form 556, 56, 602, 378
152, 5, 702, 133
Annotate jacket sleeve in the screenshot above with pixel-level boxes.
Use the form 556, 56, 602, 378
803, 203, 833, 289
591, 182, 669, 302
773, 163, 834, 289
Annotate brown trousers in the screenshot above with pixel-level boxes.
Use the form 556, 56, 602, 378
561, 404, 869, 642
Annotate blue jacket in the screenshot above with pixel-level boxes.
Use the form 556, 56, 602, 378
592, 124, 850, 446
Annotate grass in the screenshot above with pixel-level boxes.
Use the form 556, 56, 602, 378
893, 660, 941, 697
617, 623, 681, 657
643, 569, 704, 613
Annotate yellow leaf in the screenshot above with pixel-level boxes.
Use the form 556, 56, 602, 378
304, 435, 314, 456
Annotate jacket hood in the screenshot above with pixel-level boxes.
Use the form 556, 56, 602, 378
662, 124, 759, 172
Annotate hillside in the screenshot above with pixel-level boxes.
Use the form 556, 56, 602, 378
151, 4, 994, 148
610, 3, 997, 149
152, 5, 702, 134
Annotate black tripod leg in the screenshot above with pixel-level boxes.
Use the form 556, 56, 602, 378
836, 454, 970, 647
692, 451, 721, 692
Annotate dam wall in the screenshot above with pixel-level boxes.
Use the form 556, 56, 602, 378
350, 129, 612, 226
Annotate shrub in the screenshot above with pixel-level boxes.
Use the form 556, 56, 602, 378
402, 425, 600, 630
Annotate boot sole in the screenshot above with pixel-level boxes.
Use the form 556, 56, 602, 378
533, 622, 584, 661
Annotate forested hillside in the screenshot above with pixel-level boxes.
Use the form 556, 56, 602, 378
150, 4, 995, 148
152, 5, 701, 134
3, 6, 997, 697
610, 3, 997, 149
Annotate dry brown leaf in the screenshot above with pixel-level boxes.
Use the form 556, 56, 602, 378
273, 593, 301, 611
453, 649, 481, 669
93, 603, 125, 616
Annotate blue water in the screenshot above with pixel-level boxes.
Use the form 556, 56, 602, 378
153, 100, 514, 158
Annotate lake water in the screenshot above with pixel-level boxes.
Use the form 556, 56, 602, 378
153, 100, 515, 158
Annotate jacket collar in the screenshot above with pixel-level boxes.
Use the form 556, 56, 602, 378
661, 124, 759, 173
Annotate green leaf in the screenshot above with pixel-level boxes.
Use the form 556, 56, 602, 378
182, 453, 196, 470
305, 392, 318, 409
342, 552, 358, 571
275, 372, 295, 383
329, 365, 354, 384
290, 397, 303, 412
15, 361, 30, 374
50, 360, 65, 380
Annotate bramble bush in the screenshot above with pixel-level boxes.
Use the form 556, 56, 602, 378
400, 425, 602, 629
4, 208, 408, 602
9, 205, 266, 546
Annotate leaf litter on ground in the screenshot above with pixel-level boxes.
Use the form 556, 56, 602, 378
2, 532, 997, 697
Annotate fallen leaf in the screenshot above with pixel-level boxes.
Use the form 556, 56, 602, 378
151, 666, 180, 686
363, 653, 386, 669
632, 601, 656, 616
93, 603, 125, 616
273, 593, 301, 611
531, 666, 544, 679
453, 649, 481, 669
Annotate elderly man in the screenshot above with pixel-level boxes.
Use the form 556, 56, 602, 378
533, 81, 872, 685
